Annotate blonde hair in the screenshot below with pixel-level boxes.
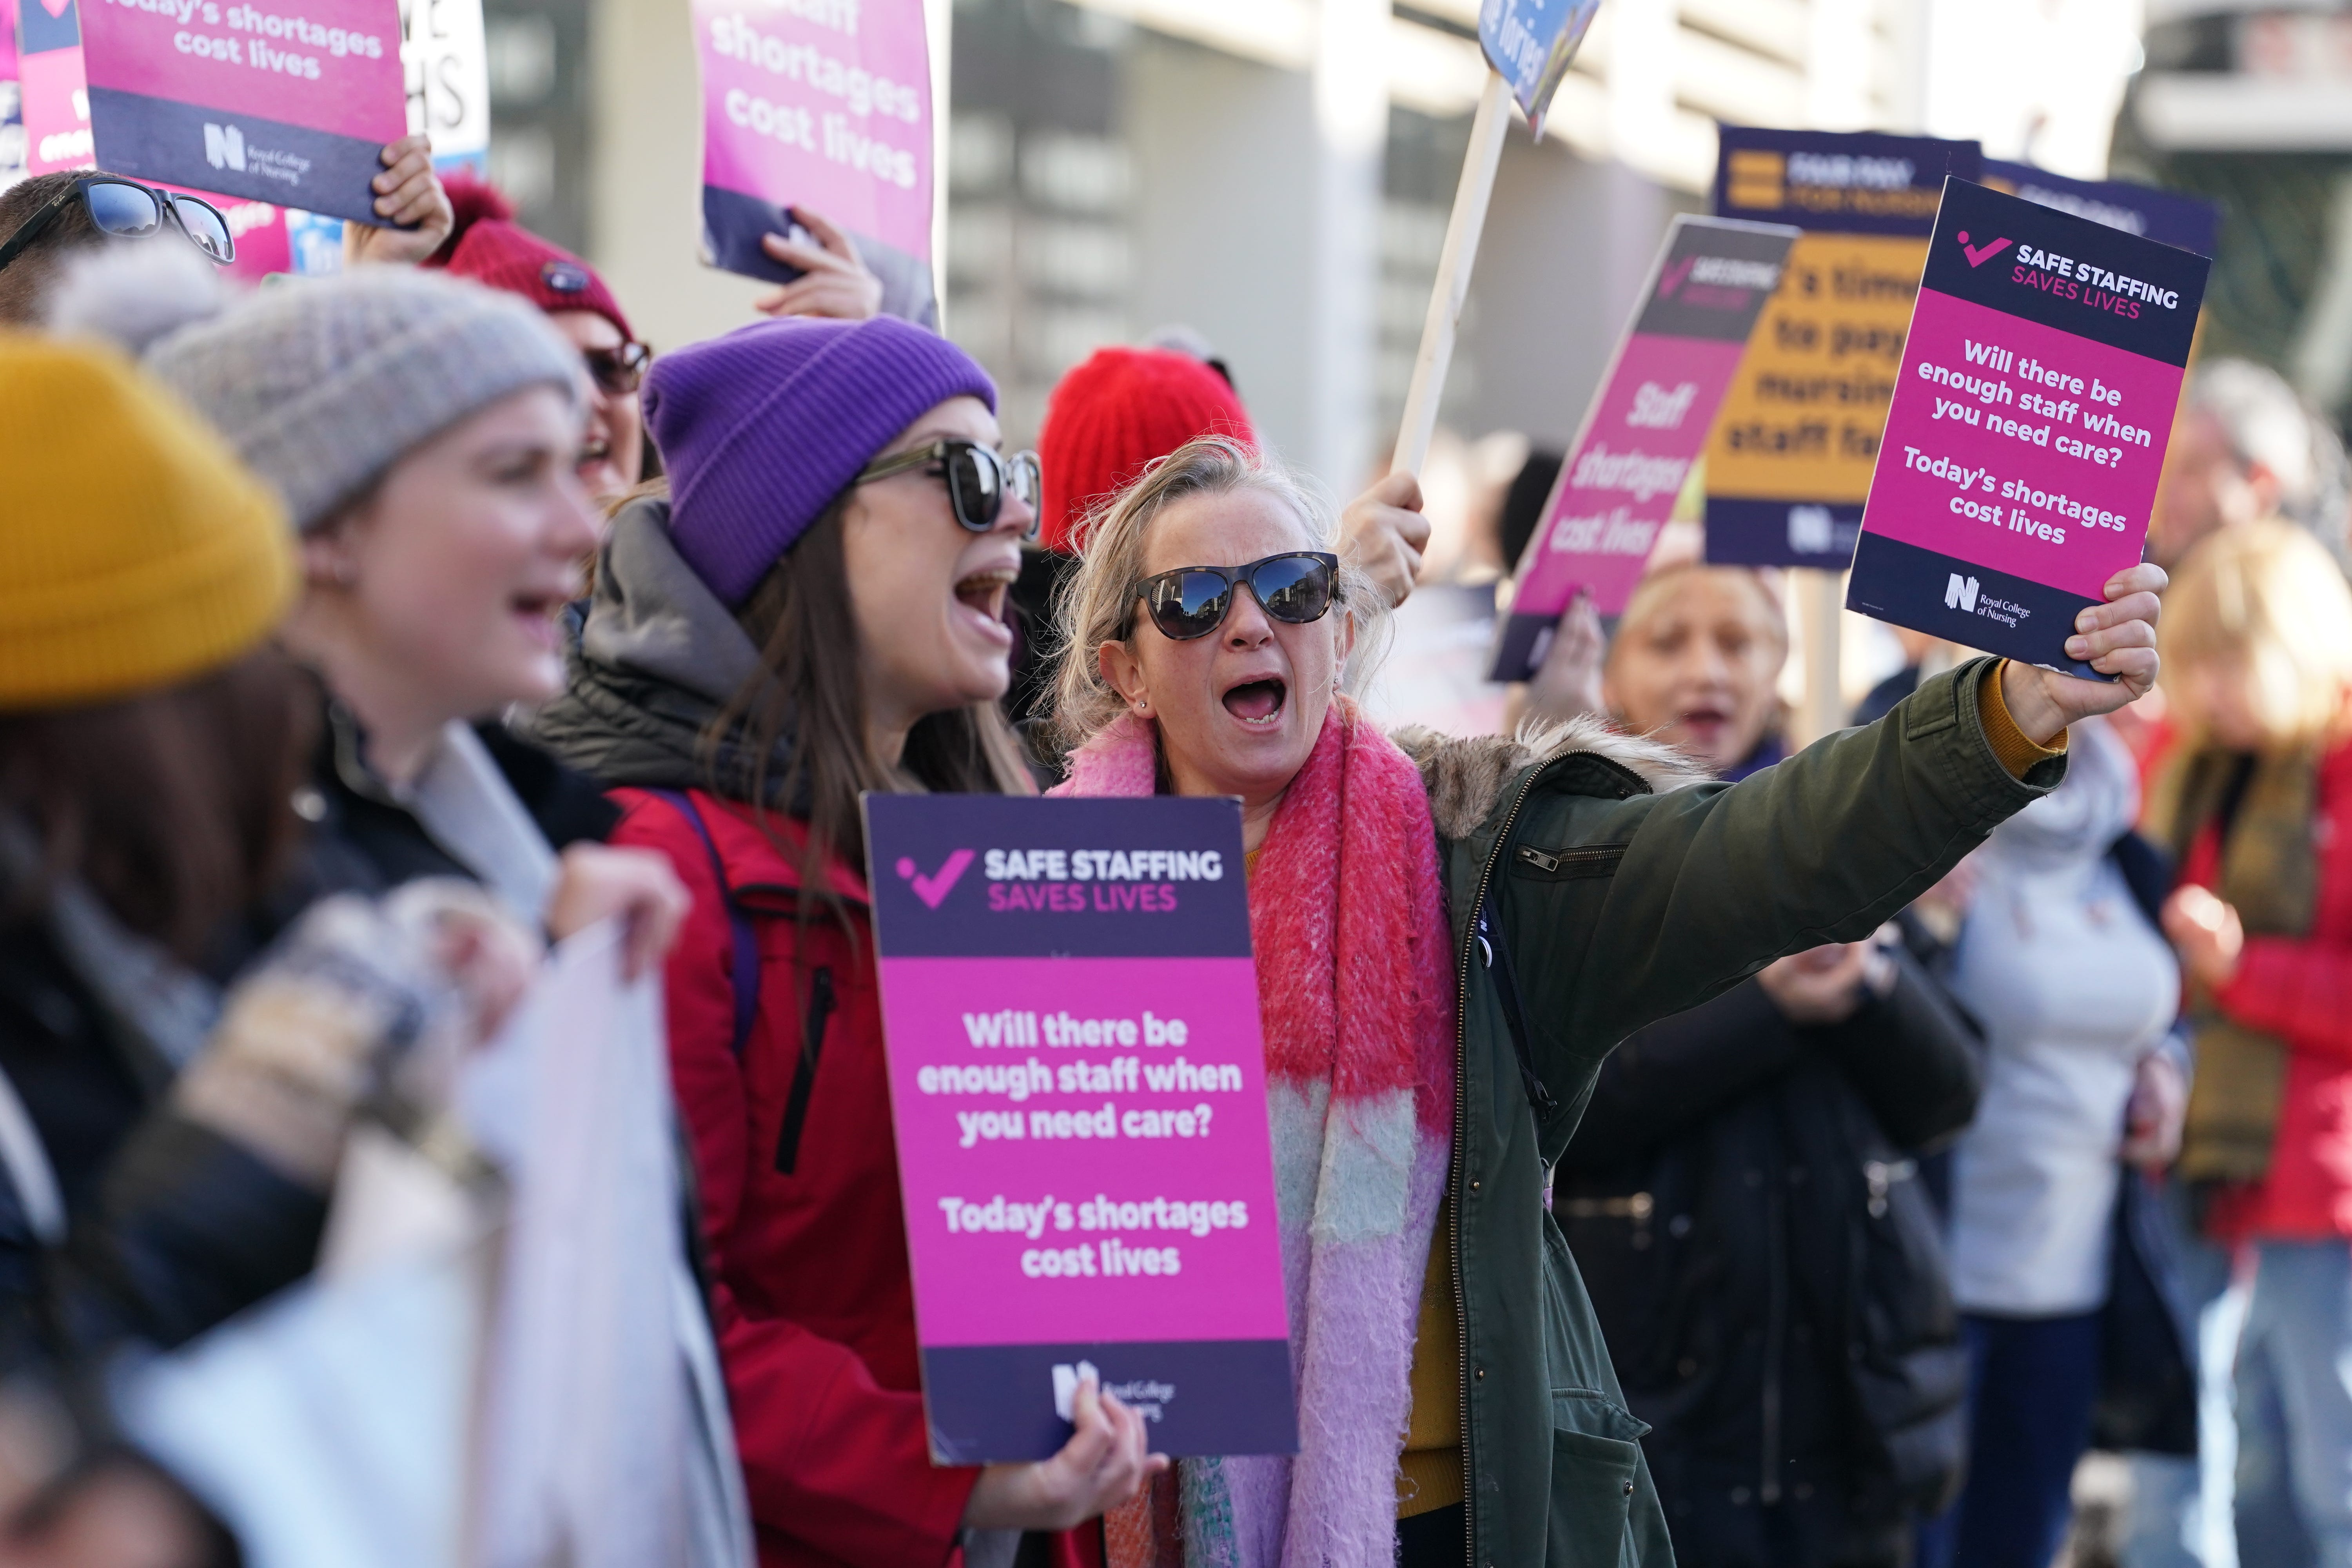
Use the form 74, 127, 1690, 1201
2161, 518, 2352, 751
1047, 436, 1381, 752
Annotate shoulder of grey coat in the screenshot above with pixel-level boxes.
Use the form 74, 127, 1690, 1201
1391, 717, 1711, 841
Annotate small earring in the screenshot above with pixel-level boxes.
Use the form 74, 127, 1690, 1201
1133, 699, 1151, 715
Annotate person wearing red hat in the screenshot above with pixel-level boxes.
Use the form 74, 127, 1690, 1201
1007, 344, 1431, 744
428, 174, 653, 503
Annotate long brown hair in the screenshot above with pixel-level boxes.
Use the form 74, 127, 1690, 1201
702, 494, 1031, 925
0, 647, 317, 959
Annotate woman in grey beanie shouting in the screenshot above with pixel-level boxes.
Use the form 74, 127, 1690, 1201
144, 267, 688, 970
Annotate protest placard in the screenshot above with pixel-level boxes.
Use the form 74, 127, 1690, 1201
1983, 159, 2218, 258
16, 0, 89, 176
864, 793, 1296, 1464
399, 0, 486, 172
1702, 127, 1983, 568
1846, 178, 2209, 675
1478, 0, 1599, 134
77, 0, 405, 223
1489, 214, 1797, 682
692, 0, 936, 319
1, 0, 25, 185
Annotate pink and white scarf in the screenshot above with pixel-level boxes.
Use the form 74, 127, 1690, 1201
1053, 699, 1455, 1568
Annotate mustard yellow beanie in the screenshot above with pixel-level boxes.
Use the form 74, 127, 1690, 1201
0, 335, 294, 709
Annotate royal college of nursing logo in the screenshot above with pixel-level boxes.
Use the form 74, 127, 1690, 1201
1945, 573, 1980, 613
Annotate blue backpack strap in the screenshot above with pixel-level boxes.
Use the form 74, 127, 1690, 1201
647, 789, 762, 1061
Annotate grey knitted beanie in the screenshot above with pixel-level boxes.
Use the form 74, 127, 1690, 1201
146, 269, 584, 532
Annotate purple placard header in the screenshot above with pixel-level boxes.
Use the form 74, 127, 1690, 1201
864, 794, 1253, 960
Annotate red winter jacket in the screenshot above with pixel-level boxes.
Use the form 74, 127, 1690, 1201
612, 788, 982, 1568
2190, 739, 2352, 1241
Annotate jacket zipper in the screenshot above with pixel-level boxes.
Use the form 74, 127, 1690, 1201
774, 966, 835, 1174
1450, 760, 1559, 1568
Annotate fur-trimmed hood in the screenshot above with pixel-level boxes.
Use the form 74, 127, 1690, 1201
1392, 716, 1711, 841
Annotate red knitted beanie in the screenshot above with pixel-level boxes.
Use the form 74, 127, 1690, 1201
1038, 346, 1254, 554
426, 174, 634, 342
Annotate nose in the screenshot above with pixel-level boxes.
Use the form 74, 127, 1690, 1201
993, 478, 1035, 540
1223, 581, 1275, 648
548, 468, 602, 561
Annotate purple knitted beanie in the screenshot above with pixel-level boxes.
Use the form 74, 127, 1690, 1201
646, 316, 998, 605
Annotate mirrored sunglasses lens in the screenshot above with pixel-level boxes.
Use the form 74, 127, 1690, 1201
1252, 557, 1333, 622
947, 447, 1000, 529
1009, 452, 1042, 508
86, 182, 162, 238
174, 198, 234, 260
1151, 571, 1231, 638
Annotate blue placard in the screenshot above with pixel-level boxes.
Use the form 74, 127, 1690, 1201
1478, 0, 1601, 131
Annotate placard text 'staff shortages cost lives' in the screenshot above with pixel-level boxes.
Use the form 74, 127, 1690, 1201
1846, 177, 2210, 677
862, 793, 1296, 1466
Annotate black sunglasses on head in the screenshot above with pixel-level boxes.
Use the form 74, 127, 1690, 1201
1129, 552, 1339, 641
581, 340, 652, 397
0, 176, 234, 275
853, 439, 1042, 541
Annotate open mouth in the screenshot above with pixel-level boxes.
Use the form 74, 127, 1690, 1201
1221, 677, 1287, 725
954, 566, 1017, 628
511, 588, 568, 641
577, 434, 612, 468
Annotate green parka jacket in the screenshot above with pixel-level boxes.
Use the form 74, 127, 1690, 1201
1393, 657, 2063, 1568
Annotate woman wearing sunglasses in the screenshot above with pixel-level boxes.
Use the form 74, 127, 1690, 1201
525, 315, 1160, 1568
0, 134, 450, 323
426, 175, 655, 505
1042, 435, 2170, 1568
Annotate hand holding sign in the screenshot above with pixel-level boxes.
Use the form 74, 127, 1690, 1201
963, 1372, 1166, 1532
751, 205, 882, 320
1994, 561, 2167, 743
341, 130, 452, 265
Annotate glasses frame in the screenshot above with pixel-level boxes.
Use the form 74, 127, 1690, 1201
581, 339, 653, 397
853, 439, 1042, 541
1128, 552, 1341, 642
0, 176, 235, 276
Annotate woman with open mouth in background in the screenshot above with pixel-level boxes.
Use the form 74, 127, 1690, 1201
1042, 434, 2169, 1568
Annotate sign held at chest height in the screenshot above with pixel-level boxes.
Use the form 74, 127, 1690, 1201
1846, 178, 2210, 676
863, 793, 1296, 1465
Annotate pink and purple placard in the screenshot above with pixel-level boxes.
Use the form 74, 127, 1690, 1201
693, 0, 935, 316
863, 793, 1296, 1464
1489, 214, 1797, 683
75, 0, 404, 224
1846, 179, 2210, 677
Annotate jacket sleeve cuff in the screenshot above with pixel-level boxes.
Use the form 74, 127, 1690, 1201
1976, 660, 2070, 780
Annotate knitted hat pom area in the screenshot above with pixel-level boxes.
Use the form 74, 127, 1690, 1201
428, 173, 634, 343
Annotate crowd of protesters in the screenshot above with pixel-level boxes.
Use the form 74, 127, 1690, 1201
0, 129, 2345, 1568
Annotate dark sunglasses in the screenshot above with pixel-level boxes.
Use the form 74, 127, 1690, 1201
581, 340, 652, 397
1129, 552, 1339, 642
853, 439, 1041, 541
0, 176, 233, 275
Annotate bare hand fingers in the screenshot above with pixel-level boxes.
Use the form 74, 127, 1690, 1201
2076, 590, 2162, 638
760, 232, 846, 274
788, 206, 858, 261
2105, 561, 2169, 601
